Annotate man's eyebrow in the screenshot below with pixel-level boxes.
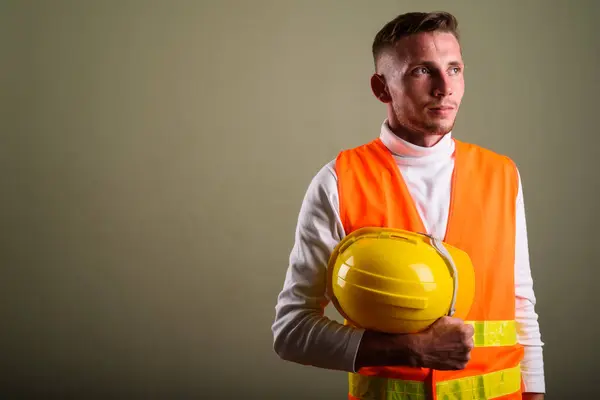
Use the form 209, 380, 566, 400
407, 60, 464, 68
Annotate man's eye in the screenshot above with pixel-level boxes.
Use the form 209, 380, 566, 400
449, 67, 462, 75
413, 67, 429, 75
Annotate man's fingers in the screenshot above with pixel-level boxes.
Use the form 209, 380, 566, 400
466, 337, 474, 350
463, 323, 475, 337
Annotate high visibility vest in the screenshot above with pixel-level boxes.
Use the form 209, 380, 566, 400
335, 138, 525, 400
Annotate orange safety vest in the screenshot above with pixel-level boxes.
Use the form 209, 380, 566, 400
335, 137, 525, 400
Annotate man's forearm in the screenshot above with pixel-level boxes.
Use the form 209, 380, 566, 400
354, 330, 417, 370
272, 307, 365, 372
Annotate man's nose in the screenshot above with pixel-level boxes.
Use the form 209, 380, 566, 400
433, 75, 453, 97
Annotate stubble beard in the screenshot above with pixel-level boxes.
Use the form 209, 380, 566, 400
395, 105, 456, 137
420, 119, 455, 136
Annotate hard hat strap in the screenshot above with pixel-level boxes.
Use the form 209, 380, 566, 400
425, 234, 459, 317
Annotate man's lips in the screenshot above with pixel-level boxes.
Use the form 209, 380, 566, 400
427, 106, 455, 116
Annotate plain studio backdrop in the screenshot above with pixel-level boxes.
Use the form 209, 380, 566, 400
1, 1, 598, 399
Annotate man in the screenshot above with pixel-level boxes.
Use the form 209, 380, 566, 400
272, 11, 545, 400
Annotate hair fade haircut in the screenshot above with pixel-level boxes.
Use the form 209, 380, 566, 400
372, 11, 460, 67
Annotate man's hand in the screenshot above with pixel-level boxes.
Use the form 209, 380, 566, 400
523, 394, 544, 400
355, 316, 474, 370
410, 316, 475, 370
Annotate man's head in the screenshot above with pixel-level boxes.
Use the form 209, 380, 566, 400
371, 11, 465, 146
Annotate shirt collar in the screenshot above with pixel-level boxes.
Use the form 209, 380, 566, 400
379, 119, 455, 161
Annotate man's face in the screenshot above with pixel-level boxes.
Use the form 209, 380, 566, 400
375, 31, 465, 138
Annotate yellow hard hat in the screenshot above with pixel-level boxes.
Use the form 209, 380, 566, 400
326, 227, 475, 334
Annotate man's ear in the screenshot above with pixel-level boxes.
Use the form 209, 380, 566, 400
370, 73, 391, 103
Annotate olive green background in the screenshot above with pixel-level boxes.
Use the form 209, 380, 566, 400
2, 0, 598, 398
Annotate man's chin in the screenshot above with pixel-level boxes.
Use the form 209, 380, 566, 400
423, 126, 453, 136
423, 120, 455, 136
393, 115, 455, 137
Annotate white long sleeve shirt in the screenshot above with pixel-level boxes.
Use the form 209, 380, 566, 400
272, 120, 545, 393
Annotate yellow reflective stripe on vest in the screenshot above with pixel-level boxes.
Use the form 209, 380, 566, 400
349, 375, 425, 400
349, 366, 521, 400
464, 320, 517, 347
437, 365, 521, 400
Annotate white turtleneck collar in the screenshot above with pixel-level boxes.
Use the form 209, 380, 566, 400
379, 119, 455, 165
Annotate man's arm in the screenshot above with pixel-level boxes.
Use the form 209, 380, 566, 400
271, 162, 365, 372
271, 162, 475, 372
515, 169, 545, 397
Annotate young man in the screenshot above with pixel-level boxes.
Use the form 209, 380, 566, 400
272, 11, 545, 400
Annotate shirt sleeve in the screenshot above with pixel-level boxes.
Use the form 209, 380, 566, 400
271, 161, 365, 372
514, 169, 546, 393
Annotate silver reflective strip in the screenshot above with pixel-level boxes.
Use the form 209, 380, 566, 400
424, 234, 458, 317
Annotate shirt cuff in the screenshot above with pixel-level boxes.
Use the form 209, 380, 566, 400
348, 328, 366, 373
522, 371, 546, 393
521, 345, 546, 393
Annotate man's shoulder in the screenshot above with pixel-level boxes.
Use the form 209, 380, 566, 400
334, 138, 383, 169
336, 138, 381, 155
455, 139, 517, 168
309, 139, 377, 185
306, 159, 338, 191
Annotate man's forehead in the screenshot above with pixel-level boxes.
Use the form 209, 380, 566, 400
393, 32, 462, 62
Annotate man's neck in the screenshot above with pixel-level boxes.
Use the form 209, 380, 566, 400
387, 119, 446, 148
379, 119, 454, 160
392, 130, 444, 148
